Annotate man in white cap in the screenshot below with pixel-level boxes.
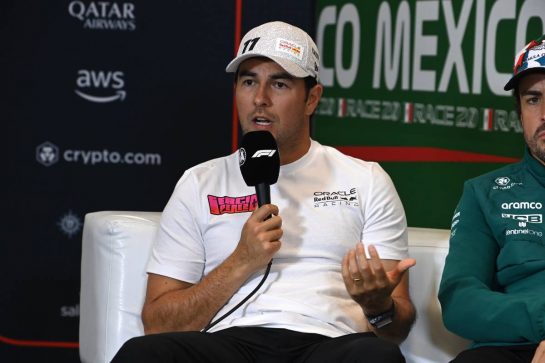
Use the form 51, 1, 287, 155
112, 21, 415, 363
439, 34, 545, 363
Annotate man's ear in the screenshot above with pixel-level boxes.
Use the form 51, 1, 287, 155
305, 84, 323, 116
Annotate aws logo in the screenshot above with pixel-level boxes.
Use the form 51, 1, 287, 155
75, 69, 126, 103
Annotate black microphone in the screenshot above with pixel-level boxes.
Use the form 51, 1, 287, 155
200, 131, 279, 333
239, 131, 280, 207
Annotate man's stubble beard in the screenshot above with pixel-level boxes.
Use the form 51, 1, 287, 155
526, 124, 545, 166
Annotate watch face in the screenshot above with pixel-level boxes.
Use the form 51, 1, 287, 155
367, 303, 395, 329
370, 314, 393, 329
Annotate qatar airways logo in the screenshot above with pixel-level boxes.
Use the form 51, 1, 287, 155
208, 194, 258, 215
68, 1, 136, 31
75, 69, 126, 103
501, 201, 542, 210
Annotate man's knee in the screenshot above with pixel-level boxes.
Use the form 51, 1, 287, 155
111, 334, 174, 362
335, 336, 405, 363
368, 340, 405, 363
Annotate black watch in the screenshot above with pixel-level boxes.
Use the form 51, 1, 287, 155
366, 301, 395, 329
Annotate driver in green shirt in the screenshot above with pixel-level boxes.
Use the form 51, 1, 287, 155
439, 34, 545, 363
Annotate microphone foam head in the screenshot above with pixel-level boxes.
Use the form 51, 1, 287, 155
239, 131, 280, 186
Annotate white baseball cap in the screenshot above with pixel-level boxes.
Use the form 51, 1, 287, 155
226, 21, 320, 81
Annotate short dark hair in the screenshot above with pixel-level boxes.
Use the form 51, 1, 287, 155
303, 76, 318, 101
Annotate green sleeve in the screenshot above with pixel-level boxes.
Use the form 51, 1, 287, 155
438, 181, 545, 344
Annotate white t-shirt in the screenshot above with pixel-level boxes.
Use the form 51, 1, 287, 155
147, 140, 408, 337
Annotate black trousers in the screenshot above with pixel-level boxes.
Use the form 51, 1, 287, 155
111, 327, 405, 363
450, 344, 538, 363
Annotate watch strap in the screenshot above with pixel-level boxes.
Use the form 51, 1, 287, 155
366, 301, 395, 329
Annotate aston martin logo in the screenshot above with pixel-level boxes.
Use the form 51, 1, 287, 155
495, 177, 510, 186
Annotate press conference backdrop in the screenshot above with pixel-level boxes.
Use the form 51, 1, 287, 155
3, 0, 543, 361
0, 1, 314, 362
312, 0, 544, 228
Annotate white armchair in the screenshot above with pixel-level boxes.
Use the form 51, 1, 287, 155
79, 211, 469, 363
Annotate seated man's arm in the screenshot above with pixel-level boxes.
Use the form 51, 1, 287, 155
342, 244, 416, 344
439, 182, 545, 344
142, 204, 282, 334
373, 259, 415, 343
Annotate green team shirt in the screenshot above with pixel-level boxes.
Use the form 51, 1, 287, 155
439, 148, 545, 347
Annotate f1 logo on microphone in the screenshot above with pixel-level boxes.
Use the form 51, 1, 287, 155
252, 150, 276, 158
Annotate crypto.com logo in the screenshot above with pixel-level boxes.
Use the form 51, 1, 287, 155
36, 141, 60, 167
35, 141, 162, 167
